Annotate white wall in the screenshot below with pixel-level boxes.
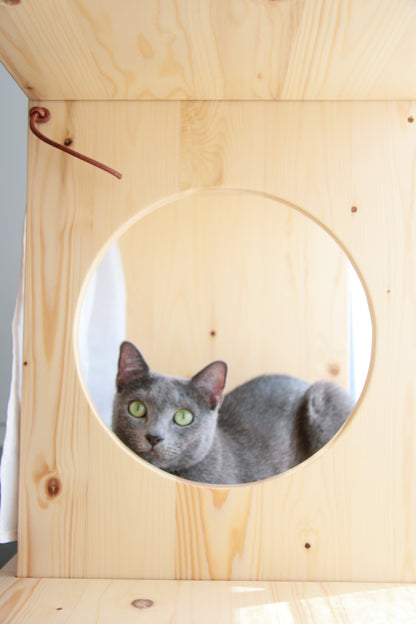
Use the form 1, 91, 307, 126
0, 65, 27, 447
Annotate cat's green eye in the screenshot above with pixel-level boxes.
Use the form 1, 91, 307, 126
173, 409, 194, 426
128, 401, 147, 418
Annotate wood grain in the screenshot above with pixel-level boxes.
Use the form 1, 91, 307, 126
116, 192, 350, 390
1, 558, 416, 624
0, 0, 416, 100
18, 100, 416, 583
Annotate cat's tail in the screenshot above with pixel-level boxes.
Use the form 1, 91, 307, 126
294, 381, 355, 461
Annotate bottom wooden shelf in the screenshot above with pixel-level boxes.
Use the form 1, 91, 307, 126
1, 557, 416, 623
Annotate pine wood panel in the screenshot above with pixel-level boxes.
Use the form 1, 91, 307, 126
116, 192, 350, 391
19, 100, 416, 582
1, 0, 416, 100
2, 559, 416, 624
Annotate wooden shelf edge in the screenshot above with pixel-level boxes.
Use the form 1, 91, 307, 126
1, 557, 416, 623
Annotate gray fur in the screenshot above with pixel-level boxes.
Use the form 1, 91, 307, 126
112, 341, 354, 484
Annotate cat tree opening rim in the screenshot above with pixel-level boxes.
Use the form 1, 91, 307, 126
72, 186, 375, 489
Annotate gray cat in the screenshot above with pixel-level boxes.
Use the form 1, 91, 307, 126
112, 341, 354, 484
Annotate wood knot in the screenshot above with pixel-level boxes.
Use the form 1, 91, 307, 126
327, 362, 340, 377
131, 599, 154, 609
46, 476, 62, 499
36, 466, 63, 507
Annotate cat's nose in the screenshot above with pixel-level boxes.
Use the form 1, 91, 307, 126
146, 434, 164, 447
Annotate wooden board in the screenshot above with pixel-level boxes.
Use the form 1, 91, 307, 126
18, 100, 416, 582
115, 192, 350, 391
2, 558, 416, 623
1, 0, 416, 100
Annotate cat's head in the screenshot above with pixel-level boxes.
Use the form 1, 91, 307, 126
112, 341, 228, 473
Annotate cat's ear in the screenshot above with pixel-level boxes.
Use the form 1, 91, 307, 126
191, 361, 228, 409
116, 341, 150, 391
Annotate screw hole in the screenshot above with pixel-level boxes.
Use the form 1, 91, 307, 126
408, 116, 414, 123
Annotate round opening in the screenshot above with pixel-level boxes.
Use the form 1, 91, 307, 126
76, 190, 372, 485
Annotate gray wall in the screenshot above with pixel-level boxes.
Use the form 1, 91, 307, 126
0, 65, 27, 447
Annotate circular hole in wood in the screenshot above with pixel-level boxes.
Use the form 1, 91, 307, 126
77, 189, 372, 485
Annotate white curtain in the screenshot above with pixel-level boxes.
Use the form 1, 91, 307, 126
0, 222, 25, 543
349, 264, 372, 400
78, 243, 126, 427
